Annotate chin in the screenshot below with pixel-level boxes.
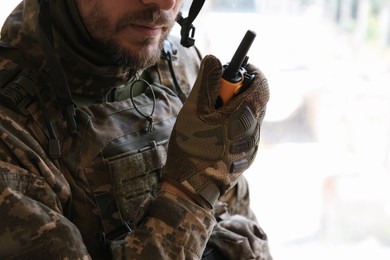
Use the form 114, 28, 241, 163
112, 40, 162, 69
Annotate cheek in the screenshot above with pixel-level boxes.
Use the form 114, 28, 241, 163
80, 4, 116, 39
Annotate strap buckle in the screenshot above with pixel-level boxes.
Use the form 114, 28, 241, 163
99, 221, 132, 246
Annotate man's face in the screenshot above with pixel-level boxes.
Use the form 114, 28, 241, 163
75, 0, 184, 69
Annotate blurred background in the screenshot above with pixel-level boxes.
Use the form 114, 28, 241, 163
2, 0, 390, 259
185, 0, 390, 259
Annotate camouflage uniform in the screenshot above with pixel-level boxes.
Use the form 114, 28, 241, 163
0, 0, 271, 259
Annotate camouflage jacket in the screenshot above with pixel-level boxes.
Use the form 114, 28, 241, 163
0, 1, 271, 260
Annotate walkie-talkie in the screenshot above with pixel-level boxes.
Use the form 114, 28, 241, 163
216, 30, 256, 108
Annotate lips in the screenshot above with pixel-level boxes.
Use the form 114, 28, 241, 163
127, 23, 164, 38
115, 8, 174, 37
137, 24, 162, 32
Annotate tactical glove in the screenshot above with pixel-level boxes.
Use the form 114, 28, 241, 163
163, 55, 269, 209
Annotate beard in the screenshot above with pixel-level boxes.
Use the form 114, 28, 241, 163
94, 33, 166, 70
82, 5, 176, 70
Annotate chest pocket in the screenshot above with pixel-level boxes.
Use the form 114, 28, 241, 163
105, 141, 167, 224
69, 83, 182, 243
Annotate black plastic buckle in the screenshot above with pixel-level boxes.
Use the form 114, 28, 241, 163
176, 13, 196, 48
99, 221, 132, 246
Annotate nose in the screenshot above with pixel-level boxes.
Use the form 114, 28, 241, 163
141, 0, 176, 10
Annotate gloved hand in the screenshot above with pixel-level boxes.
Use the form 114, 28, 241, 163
162, 55, 269, 209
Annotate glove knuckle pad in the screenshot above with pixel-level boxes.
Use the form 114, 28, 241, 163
230, 136, 257, 154
228, 105, 257, 140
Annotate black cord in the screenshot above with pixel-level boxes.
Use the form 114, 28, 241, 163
130, 79, 156, 132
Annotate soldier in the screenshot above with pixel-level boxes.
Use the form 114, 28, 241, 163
0, 0, 271, 259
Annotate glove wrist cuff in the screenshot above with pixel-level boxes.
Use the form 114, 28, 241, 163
163, 179, 220, 210
198, 183, 220, 209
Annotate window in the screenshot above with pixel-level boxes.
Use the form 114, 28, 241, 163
192, 0, 390, 259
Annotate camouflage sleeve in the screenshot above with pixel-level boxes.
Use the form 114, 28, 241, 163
110, 190, 216, 259
0, 109, 91, 259
208, 176, 273, 260
0, 162, 91, 259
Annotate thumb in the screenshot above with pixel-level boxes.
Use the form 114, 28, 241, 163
187, 55, 222, 113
